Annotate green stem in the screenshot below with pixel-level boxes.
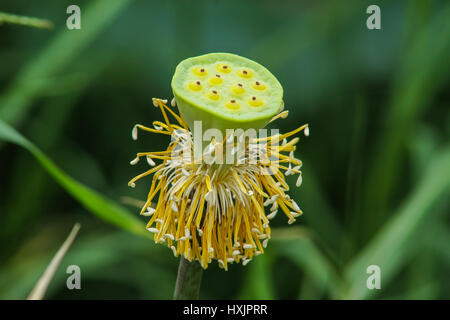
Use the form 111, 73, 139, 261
173, 257, 203, 300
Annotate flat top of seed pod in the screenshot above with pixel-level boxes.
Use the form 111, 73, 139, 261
171, 52, 283, 124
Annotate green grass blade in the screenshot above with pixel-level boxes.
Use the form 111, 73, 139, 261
345, 146, 450, 299
0, 0, 131, 127
0, 119, 149, 239
0, 11, 53, 29
27, 223, 81, 300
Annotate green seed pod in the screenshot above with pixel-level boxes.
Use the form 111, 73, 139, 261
171, 52, 283, 132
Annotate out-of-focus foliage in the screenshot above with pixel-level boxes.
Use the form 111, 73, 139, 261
0, 0, 449, 299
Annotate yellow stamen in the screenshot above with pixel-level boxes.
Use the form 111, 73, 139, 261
128, 97, 308, 269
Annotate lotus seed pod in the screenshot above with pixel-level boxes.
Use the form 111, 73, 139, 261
171, 52, 283, 132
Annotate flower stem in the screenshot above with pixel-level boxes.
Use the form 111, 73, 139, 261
173, 257, 203, 300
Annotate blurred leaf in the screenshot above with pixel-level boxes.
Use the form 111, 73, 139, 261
247, 0, 358, 70
340, 95, 369, 261
298, 276, 323, 300
362, 3, 450, 234
239, 253, 275, 299
0, 0, 131, 129
292, 168, 345, 259
404, 250, 438, 300
0, 229, 172, 299
345, 146, 450, 299
0, 119, 149, 239
424, 221, 450, 269
408, 124, 440, 181
272, 227, 342, 298
28, 223, 80, 300
2, 56, 108, 239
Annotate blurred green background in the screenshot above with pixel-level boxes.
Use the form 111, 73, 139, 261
0, 0, 449, 300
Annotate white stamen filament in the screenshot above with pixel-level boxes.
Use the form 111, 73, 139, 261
267, 211, 277, 219
296, 174, 303, 187
147, 156, 156, 166
142, 207, 155, 216
292, 201, 301, 212
166, 234, 175, 241
132, 126, 138, 140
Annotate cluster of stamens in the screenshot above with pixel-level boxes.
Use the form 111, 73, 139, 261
128, 98, 309, 269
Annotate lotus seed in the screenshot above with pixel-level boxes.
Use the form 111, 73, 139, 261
252, 81, 266, 91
